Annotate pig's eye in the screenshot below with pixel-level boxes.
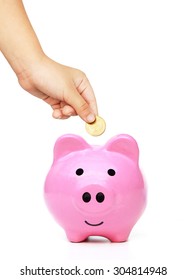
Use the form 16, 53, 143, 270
76, 168, 84, 176
108, 169, 116, 176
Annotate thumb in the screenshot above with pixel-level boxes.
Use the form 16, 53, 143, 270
66, 88, 96, 123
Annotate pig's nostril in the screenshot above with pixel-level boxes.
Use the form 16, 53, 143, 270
82, 192, 91, 203
76, 168, 84, 176
96, 192, 105, 203
108, 169, 116, 176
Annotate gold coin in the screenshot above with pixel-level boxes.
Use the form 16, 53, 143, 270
85, 116, 106, 136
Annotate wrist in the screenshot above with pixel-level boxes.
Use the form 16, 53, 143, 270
16, 49, 46, 82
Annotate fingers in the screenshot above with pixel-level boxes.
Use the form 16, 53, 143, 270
64, 73, 98, 123
76, 75, 98, 116
52, 105, 76, 119
52, 108, 69, 119
23, 57, 98, 123
64, 85, 96, 123
61, 104, 76, 116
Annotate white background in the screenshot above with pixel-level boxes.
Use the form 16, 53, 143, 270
0, 0, 187, 279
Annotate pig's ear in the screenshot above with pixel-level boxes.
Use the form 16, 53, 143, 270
105, 134, 139, 162
53, 134, 90, 161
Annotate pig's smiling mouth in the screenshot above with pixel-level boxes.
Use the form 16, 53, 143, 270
85, 221, 104, 226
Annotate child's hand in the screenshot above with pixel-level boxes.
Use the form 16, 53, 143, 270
18, 55, 98, 123
0, 0, 98, 123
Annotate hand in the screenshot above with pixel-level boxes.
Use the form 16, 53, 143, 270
17, 55, 98, 123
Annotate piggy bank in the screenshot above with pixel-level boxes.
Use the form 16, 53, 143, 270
44, 134, 146, 242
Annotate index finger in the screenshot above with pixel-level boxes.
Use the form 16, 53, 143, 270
76, 76, 98, 116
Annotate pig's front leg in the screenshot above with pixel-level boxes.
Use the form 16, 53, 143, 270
107, 230, 131, 242
66, 230, 88, 243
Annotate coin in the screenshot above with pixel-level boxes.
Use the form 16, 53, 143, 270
85, 116, 106, 136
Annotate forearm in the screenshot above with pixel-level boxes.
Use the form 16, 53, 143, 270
0, 0, 44, 76
0, 0, 97, 122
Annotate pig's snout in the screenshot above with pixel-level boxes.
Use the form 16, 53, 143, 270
82, 191, 105, 203
74, 184, 115, 214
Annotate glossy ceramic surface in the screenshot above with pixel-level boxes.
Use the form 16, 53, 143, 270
44, 134, 146, 242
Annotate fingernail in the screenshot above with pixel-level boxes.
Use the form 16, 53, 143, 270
87, 114, 95, 123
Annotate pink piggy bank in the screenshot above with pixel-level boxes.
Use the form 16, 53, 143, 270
44, 134, 146, 242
